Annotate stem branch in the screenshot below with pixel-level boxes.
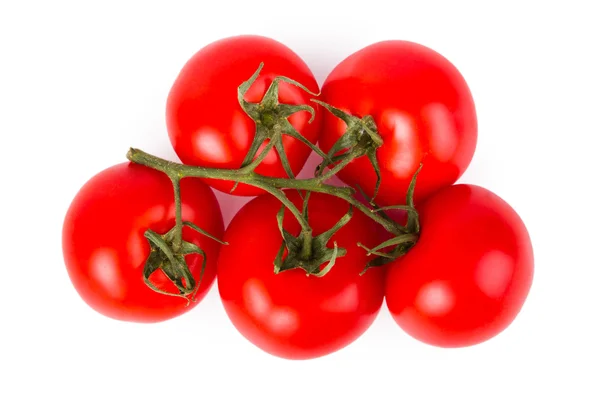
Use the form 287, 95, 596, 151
170, 177, 183, 252
316, 149, 363, 182
127, 148, 407, 236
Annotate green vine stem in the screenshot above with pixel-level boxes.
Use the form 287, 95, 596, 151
129, 63, 421, 299
127, 147, 408, 237
170, 177, 183, 252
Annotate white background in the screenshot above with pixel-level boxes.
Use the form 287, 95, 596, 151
1, 1, 598, 399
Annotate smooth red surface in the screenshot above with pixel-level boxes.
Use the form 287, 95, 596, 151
320, 40, 478, 205
166, 35, 321, 196
385, 184, 534, 347
217, 192, 384, 359
62, 163, 224, 323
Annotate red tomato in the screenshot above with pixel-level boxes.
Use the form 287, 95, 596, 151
166, 35, 321, 196
217, 191, 384, 359
320, 41, 477, 205
62, 163, 224, 323
385, 184, 534, 347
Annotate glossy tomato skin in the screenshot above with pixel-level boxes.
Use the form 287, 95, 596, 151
385, 184, 533, 347
62, 163, 224, 323
217, 192, 384, 359
166, 35, 321, 196
320, 41, 477, 205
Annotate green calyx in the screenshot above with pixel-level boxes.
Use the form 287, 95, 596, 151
312, 100, 384, 204
236, 63, 330, 182
143, 221, 226, 303
357, 164, 422, 272
274, 192, 353, 277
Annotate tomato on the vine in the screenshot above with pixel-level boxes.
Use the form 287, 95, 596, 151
62, 163, 224, 323
166, 35, 321, 196
217, 191, 384, 359
319, 40, 477, 205
385, 184, 534, 347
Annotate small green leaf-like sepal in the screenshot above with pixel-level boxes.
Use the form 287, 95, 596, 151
143, 229, 194, 301
141, 222, 226, 302
312, 205, 353, 248
311, 100, 384, 183
356, 164, 423, 273
273, 203, 353, 277
405, 164, 423, 233
183, 221, 228, 245
312, 242, 339, 278
366, 149, 381, 204
235, 64, 322, 179
276, 206, 301, 251
274, 136, 294, 179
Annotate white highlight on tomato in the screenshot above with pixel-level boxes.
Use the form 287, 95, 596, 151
90, 248, 126, 300
416, 281, 454, 316
231, 112, 251, 150
379, 110, 420, 178
475, 250, 514, 299
243, 278, 269, 316
268, 309, 299, 335
321, 283, 359, 313
194, 128, 231, 163
423, 103, 458, 162
243, 278, 298, 336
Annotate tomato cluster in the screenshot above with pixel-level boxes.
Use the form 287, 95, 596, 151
62, 35, 533, 360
